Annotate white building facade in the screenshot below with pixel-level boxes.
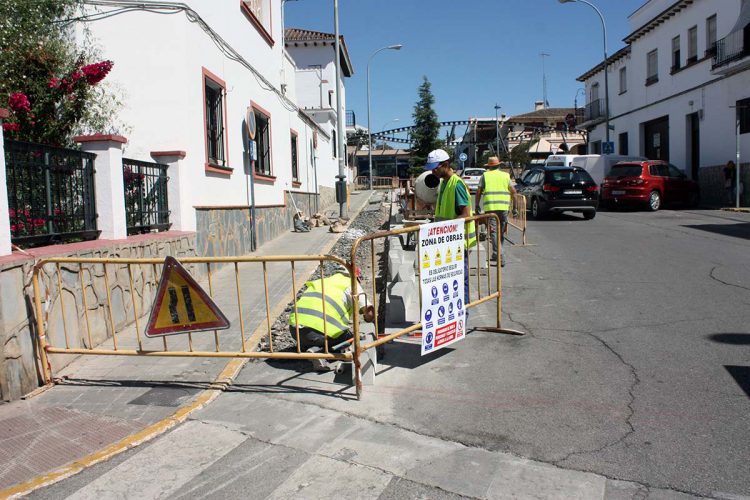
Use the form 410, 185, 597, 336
76, 0, 350, 255
577, 0, 750, 203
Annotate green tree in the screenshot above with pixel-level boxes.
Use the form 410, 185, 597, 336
408, 76, 442, 176
0, 0, 121, 145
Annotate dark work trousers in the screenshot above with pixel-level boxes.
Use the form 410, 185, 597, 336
486, 210, 508, 258
289, 326, 353, 351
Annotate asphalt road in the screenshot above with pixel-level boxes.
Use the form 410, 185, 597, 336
29, 207, 750, 499
233, 207, 750, 498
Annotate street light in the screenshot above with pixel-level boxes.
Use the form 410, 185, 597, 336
367, 44, 402, 188
574, 88, 585, 112
559, 0, 611, 149
494, 104, 502, 159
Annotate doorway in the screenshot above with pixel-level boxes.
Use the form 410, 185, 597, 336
687, 112, 700, 179
644, 116, 670, 161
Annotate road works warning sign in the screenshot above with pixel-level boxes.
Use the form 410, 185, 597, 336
145, 257, 230, 337
419, 219, 466, 355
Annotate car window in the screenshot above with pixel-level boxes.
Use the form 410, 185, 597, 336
464, 169, 484, 176
609, 164, 644, 177
650, 164, 669, 177
667, 165, 685, 178
546, 169, 594, 183
529, 171, 544, 184
546, 161, 565, 167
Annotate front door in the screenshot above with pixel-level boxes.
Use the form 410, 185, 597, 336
687, 112, 700, 180
644, 116, 670, 161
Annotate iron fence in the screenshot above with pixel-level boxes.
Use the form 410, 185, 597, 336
712, 29, 750, 69
5, 139, 98, 247
584, 99, 604, 122
122, 158, 170, 234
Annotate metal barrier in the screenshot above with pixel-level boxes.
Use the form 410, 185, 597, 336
349, 213, 523, 398
353, 176, 398, 190
507, 193, 528, 245
32, 254, 356, 386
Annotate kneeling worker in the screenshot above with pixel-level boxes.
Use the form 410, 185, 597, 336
289, 265, 375, 371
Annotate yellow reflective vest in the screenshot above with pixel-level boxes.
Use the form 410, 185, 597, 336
481, 169, 512, 212
435, 174, 477, 249
289, 273, 352, 338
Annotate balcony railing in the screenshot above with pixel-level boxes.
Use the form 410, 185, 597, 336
346, 110, 356, 128
584, 99, 605, 122
712, 28, 750, 69
5, 140, 98, 247
122, 158, 170, 235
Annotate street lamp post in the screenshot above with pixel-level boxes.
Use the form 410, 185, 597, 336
559, 0, 610, 148
367, 44, 402, 188
494, 104, 501, 159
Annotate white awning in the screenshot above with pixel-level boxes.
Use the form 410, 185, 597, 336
729, 0, 750, 35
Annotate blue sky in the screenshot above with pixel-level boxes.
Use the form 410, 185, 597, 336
285, 0, 644, 132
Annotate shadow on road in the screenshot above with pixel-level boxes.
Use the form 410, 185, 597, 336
725, 366, 750, 399
707, 333, 750, 345
683, 222, 750, 240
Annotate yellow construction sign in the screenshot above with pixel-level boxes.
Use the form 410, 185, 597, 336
446, 248, 453, 263
145, 257, 230, 337
435, 249, 442, 266
422, 251, 431, 269
455, 246, 463, 261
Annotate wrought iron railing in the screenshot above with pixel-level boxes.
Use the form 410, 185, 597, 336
122, 158, 170, 234
5, 140, 98, 247
712, 29, 750, 69
584, 99, 604, 122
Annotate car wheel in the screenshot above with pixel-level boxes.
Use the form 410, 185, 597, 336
648, 190, 661, 211
583, 210, 596, 220
530, 198, 544, 219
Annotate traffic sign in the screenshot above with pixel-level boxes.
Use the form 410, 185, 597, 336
458, 152, 468, 162
602, 141, 615, 155
145, 257, 230, 338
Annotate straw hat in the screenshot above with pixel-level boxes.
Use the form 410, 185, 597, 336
484, 156, 501, 167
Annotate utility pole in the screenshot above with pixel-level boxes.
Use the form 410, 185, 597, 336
494, 104, 501, 161
333, 0, 346, 217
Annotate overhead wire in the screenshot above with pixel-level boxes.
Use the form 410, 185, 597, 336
60, 0, 300, 112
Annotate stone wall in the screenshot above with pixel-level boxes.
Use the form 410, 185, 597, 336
699, 163, 750, 206
196, 187, 336, 258
0, 233, 196, 401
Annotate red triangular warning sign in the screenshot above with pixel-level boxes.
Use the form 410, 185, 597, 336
145, 257, 230, 338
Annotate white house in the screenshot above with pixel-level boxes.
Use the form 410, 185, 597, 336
576, 0, 750, 202
74, 0, 351, 255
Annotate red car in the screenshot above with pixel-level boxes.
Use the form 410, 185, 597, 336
601, 161, 700, 211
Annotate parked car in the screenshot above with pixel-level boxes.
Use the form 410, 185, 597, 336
570, 154, 647, 186
461, 168, 485, 193
516, 166, 599, 220
544, 154, 582, 168
601, 161, 700, 211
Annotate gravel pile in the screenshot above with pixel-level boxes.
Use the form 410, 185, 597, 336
258, 191, 391, 352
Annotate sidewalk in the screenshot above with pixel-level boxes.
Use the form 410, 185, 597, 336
0, 191, 375, 493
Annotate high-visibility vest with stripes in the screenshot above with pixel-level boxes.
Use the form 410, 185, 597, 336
435, 174, 477, 249
289, 273, 352, 338
481, 169, 512, 212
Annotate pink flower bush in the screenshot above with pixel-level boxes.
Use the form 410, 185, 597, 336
2, 122, 21, 132
8, 92, 31, 113
81, 60, 113, 86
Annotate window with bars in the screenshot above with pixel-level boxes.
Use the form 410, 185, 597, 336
688, 26, 698, 63
671, 37, 681, 71
706, 15, 717, 56
254, 109, 272, 176
290, 131, 299, 181
647, 49, 659, 84
205, 77, 226, 167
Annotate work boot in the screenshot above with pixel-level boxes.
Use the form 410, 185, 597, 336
490, 253, 498, 262
501, 256, 506, 267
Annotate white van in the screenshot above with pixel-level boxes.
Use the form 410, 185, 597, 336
570, 155, 646, 186
544, 155, 582, 168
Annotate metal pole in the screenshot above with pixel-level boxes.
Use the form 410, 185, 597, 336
494, 104, 501, 161
737, 110, 742, 208
333, 0, 346, 217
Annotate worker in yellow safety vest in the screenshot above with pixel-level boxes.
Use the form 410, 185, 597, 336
475, 156, 516, 267
289, 265, 374, 371
425, 148, 476, 319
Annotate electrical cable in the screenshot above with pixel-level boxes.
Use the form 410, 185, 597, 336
61, 0, 301, 113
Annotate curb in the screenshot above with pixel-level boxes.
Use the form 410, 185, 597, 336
0, 190, 376, 499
